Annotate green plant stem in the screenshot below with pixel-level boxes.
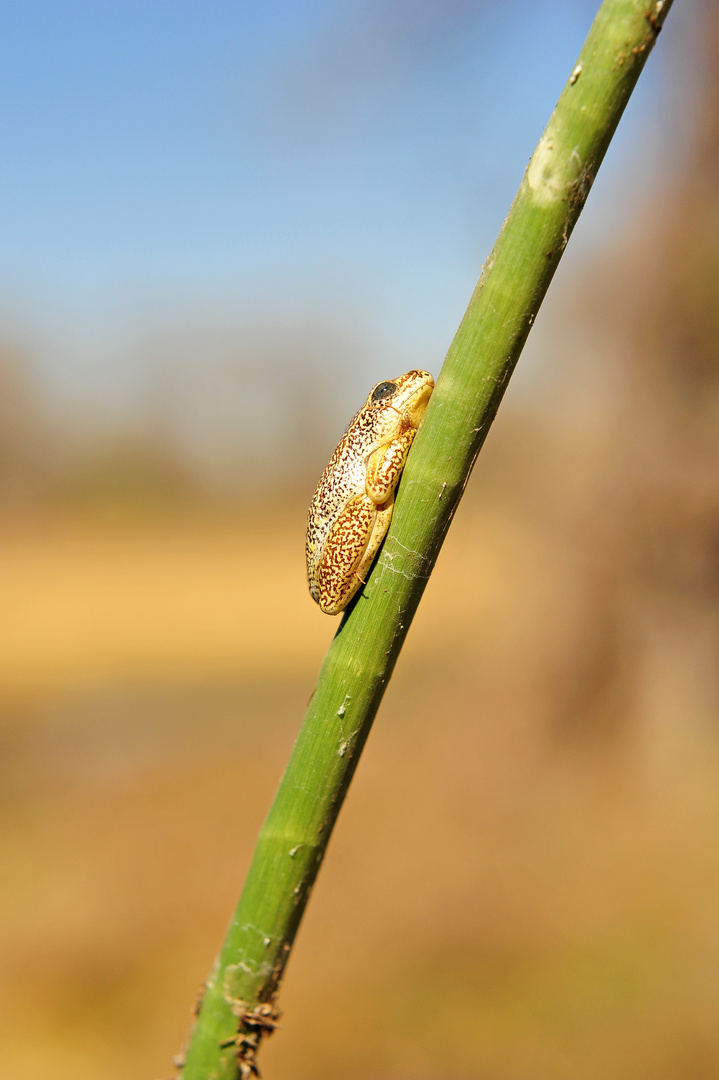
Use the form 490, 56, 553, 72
180, 2, 674, 1076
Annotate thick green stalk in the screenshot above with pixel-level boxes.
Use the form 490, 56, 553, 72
180, 2, 673, 1076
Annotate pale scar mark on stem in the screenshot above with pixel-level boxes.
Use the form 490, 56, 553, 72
526, 132, 586, 208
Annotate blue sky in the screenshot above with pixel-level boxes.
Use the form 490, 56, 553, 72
0, 1, 697, 478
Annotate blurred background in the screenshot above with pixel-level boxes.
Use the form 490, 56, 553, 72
2, 1, 719, 1078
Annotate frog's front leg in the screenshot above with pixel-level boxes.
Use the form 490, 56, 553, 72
365, 428, 416, 504
315, 493, 394, 615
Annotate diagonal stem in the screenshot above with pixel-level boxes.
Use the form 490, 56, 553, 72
180, 2, 674, 1076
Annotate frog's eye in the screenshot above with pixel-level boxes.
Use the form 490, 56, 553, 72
371, 381, 398, 403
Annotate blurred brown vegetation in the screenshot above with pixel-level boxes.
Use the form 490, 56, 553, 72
3, 12, 719, 1080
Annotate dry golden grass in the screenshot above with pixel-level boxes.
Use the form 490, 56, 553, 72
2, 444, 719, 1080
0, 505, 331, 701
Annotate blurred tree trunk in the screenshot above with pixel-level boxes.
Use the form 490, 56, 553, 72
545, 0, 719, 746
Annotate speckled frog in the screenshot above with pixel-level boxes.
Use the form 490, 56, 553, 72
306, 369, 434, 615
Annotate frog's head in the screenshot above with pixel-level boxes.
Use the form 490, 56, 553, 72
367, 369, 434, 431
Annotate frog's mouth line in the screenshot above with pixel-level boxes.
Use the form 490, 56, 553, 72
404, 385, 434, 425
387, 384, 433, 421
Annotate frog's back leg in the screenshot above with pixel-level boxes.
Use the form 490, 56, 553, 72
313, 492, 394, 615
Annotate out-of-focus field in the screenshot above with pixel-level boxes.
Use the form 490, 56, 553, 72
3, 413, 719, 1080
0, 506, 329, 700
3, 11, 719, 1075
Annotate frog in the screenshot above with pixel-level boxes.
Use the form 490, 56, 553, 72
306, 369, 435, 615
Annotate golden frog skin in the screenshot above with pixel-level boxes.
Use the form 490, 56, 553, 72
306, 369, 434, 615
